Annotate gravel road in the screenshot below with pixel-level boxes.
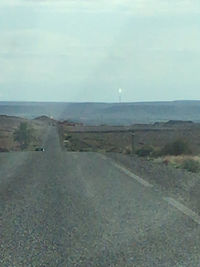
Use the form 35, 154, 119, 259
1, 127, 200, 266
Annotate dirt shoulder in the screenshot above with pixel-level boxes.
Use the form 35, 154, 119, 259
107, 152, 200, 215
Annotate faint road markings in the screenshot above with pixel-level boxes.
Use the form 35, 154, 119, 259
99, 154, 153, 188
164, 197, 200, 225
97, 153, 200, 225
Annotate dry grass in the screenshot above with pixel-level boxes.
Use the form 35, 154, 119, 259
154, 155, 200, 169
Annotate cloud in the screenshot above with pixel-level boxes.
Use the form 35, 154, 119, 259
0, 30, 82, 55
1, 0, 200, 101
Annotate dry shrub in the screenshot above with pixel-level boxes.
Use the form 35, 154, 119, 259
161, 139, 191, 156
123, 146, 132, 155
153, 155, 200, 172
151, 147, 162, 157
136, 145, 154, 157
182, 159, 200, 173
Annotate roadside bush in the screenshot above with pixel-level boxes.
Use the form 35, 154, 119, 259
0, 147, 9, 152
64, 134, 72, 140
151, 148, 162, 158
161, 139, 190, 156
13, 122, 34, 150
123, 146, 132, 155
136, 145, 154, 157
182, 159, 200, 173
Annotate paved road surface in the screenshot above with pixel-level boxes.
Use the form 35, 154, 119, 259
1, 127, 200, 266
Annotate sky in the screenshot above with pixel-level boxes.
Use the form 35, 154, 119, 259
1, 0, 200, 102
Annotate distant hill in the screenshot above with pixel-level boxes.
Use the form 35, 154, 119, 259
0, 101, 200, 125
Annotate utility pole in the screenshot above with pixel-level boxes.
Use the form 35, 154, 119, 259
131, 132, 135, 154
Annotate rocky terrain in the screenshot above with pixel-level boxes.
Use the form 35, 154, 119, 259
59, 120, 200, 154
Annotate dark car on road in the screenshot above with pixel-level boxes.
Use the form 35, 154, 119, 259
35, 147, 45, 152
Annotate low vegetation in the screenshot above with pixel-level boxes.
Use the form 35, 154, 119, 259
136, 145, 154, 157
123, 146, 132, 155
182, 159, 200, 173
153, 155, 200, 173
60, 121, 200, 173
136, 139, 191, 158
0, 116, 45, 152
161, 139, 191, 156
135, 139, 200, 172
13, 122, 35, 150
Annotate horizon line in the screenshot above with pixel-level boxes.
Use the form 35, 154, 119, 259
0, 99, 200, 104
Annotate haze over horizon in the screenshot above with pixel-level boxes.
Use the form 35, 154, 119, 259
1, 0, 200, 102
1, 99, 200, 104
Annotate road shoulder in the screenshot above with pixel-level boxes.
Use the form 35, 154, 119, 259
106, 152, 200, 216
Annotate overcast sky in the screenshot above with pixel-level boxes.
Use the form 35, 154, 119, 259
1, 0, 200, 102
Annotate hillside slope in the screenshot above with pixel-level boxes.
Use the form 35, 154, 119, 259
1, 101, 200, 125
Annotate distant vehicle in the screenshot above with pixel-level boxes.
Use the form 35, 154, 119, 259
35, 147, 45, 152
